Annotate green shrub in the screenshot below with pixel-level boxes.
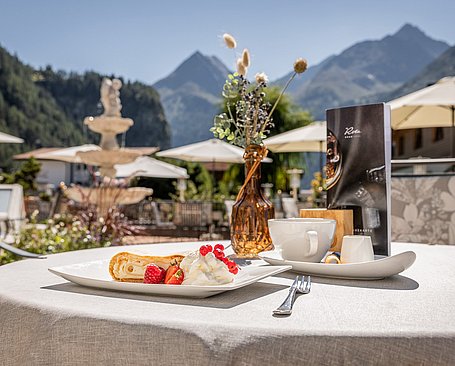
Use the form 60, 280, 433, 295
0, 208, 137, 265
0, 157, 41, 192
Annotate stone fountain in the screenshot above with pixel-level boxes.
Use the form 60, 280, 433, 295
65, 78, 153, 215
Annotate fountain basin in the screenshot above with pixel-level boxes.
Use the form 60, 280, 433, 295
84, 116, 133, 135
66, 186, 153, 216
84, 116, 134, 150
77, 149, 141, 178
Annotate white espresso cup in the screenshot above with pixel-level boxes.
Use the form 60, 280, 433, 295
340, 235, 374, 263
268, 218, 336, 262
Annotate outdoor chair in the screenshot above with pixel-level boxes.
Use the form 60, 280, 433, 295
0, 184, 44, 259
24, 196, 53, 221
281, 197, 300, 218
224, 200, 235, 225
120, 200, 154, 225
0, 236, 44, 259
173, 201, 212, 230
150, 201, 176, 228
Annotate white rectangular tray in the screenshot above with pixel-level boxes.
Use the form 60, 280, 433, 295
49, 260, 291, 298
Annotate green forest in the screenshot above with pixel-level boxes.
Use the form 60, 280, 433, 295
0, 45, 171, 170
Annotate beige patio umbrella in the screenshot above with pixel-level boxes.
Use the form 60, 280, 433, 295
388, 76, 455, 156
264, 121, 326, 153
264, 121, 326, 172
0, 131, 24, 144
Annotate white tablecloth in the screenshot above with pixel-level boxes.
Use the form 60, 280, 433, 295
0, 241, 454, 365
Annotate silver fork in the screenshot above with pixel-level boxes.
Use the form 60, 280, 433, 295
273, 275, 311, 315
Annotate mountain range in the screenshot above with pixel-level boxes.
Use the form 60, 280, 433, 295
153, 51, 230, 147
0, 23, 454, 167
289, 24, 449, 118
154, 24, 452, 146
0, 46, 170, 169
377, 44, 455, 102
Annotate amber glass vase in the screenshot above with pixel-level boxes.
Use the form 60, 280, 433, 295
231, 144, 275, 258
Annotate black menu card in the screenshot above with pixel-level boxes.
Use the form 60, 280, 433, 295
326, 103, 391, 256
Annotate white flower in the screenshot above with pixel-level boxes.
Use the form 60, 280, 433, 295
255, 72, 268, 84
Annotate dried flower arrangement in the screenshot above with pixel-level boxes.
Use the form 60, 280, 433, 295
211, 33, 309, 257
211, 33, 308, 148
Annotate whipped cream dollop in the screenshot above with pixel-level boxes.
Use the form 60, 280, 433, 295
180, 251, 234, 285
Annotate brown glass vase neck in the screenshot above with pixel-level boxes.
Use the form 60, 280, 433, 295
244, 146, 263, 193
236, 144, 268, 201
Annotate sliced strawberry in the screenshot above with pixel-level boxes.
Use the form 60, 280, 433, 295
164, 264, 179, 283
143, 264, 166, 284
165, 268, 185, 285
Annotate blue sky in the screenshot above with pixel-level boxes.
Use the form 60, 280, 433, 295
0, 0, 454, 84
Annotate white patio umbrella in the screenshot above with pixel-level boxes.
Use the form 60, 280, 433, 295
115, 156, 189, 179
156, 138, 272, 164
388, 76, 455, 156
0, 131, 24, 144
157, 138, 272, 197
36, 144, 101, 163
264, 121, 326, 172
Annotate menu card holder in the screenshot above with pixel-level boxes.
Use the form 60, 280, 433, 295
326, 103, 391, 256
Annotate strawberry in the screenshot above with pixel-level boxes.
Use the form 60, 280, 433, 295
143, 264, 165, 284
199, 245, 211, 256
225, 260, 239, 275
214, 244, 224, 251
165, 268, 185, 285
164, 264, 180, 283
213, 248, 225, 260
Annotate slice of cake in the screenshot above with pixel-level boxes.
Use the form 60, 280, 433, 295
109, 252, 184, 283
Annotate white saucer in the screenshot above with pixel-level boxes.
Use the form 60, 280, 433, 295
258, 251, 416, 280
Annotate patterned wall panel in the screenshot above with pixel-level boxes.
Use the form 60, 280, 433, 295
391, 176, 455, 245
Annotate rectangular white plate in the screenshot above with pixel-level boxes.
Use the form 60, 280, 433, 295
49, 260, 292, 298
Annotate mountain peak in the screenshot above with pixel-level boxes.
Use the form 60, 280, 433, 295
186, 50, 205, 62
153, 51, 231, 146
393, 23, 428, 42
290, 23, 449, 118
154, 51, 230, 96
